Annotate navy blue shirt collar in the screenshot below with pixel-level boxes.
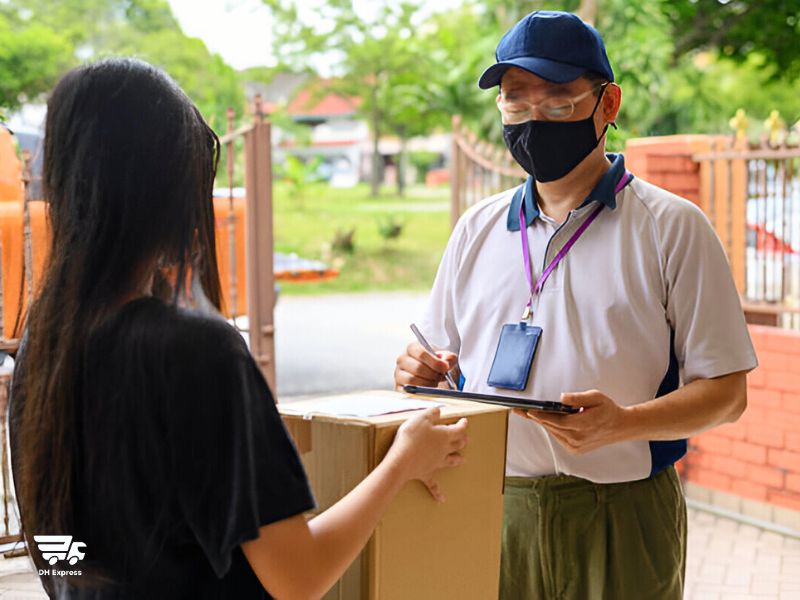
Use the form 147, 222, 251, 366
506, 152, 631, 231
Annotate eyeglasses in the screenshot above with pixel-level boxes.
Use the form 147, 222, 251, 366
497, 83, 608, 124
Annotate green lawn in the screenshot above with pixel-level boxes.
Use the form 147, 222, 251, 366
272, 182, 452, 295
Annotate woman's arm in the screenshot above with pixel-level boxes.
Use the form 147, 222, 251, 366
241, 407, 468, 599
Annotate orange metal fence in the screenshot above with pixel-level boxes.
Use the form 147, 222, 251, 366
693, 137, 800, 330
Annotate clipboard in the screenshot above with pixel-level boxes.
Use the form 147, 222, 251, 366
403, 385, 579, 414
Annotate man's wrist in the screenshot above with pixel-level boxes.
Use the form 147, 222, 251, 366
618, 403, 646, 444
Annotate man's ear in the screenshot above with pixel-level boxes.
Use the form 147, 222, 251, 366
603, 83, 622, 124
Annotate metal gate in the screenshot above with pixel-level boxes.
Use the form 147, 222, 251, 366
693, 137, 800, 330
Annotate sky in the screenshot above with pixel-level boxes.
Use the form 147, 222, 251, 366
166, 0, 464, 72
167, 0, 276, 70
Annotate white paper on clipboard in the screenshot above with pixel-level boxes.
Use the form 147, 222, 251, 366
279, 394, 444, 420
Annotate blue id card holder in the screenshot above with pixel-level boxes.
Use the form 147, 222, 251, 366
486, 322, 542, 391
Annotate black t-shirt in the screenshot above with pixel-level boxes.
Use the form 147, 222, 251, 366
10, 297, 315, 598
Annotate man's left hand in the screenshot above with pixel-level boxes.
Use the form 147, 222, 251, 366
513, 390, 632, 455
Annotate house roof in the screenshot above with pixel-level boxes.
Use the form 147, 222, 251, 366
286, 82, 361, 118
242, 73, 361, 119
279, 138, 361, 148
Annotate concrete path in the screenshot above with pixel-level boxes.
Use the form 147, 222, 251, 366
685, 508, 800, 599
273, 291, 429, 397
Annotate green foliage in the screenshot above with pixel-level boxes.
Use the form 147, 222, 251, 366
594, 0, 800, 139
7, 0, 799, 168
262, 0, 465, 195
0, 20, 72, 111
105, 27, 243, 129
0, 0, 243, 129
661, 0, 800, 78
478, 0, 800, 79
376, 215, 404, 242
414, 5, 498, 138
124, 0, 181, 33
3, 0, 122, 47
332, 227, 357, 253
278, 155, 322, 208
407, 151, 441, 182
255, 0, 794, 176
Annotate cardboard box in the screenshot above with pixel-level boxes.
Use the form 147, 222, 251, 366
279, 390, 508, 600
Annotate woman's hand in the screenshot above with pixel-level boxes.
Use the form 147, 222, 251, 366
383, 407, 468, 502
244, 407, 468, 599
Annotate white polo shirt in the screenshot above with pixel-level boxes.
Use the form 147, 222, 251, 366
420, 153, 758, 483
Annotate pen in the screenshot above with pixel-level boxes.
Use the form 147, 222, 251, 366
409, 323, 457, 390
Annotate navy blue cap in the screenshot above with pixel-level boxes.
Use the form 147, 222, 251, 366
478, 11, 614, 89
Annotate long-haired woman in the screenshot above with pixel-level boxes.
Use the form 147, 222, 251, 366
10, 57, 467, 599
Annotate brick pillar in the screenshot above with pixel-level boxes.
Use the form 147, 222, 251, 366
625, 134, 747, 293
624, 134, 713, 206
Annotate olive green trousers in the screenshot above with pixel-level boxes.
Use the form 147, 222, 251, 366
499, 466, 686, 600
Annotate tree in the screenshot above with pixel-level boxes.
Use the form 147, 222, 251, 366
0, 0, 243, 129
663, 0, 800, 77
411, 6, 499, 145
0, 0, 123, 48
106, 27, 243, 129
263, 0, 445, 196
0, 20, 73, 111
592, 0, 800, 138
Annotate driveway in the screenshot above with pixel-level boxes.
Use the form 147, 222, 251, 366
274, 291, 430, 398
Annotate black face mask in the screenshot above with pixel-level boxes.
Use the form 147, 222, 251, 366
502, 86, 610, 182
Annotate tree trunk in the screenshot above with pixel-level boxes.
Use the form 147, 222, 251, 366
397, 136, 407, 196
371, 134, 381, 197
370, 88, 381, 198
577, 0, 597, 25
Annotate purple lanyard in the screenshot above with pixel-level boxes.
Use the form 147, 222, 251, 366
519, 172, 632, 319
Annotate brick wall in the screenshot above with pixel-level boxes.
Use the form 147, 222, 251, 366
626, 134, 800, 518
679, 326, 800, 514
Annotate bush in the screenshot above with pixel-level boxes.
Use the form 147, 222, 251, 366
407, 151, 443, 183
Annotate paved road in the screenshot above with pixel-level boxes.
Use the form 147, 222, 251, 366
273, 291, 430, 397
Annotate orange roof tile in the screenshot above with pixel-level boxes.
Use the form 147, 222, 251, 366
287, 82, 360, 117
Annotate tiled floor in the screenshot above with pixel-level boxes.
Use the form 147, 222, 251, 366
0, 553, 44, 599
684, 508, 800, 600
0, 507, 798, 598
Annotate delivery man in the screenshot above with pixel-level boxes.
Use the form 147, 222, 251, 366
394, 10, 757, 599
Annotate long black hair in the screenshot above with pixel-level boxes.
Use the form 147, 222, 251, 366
14, 57, 223, 583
